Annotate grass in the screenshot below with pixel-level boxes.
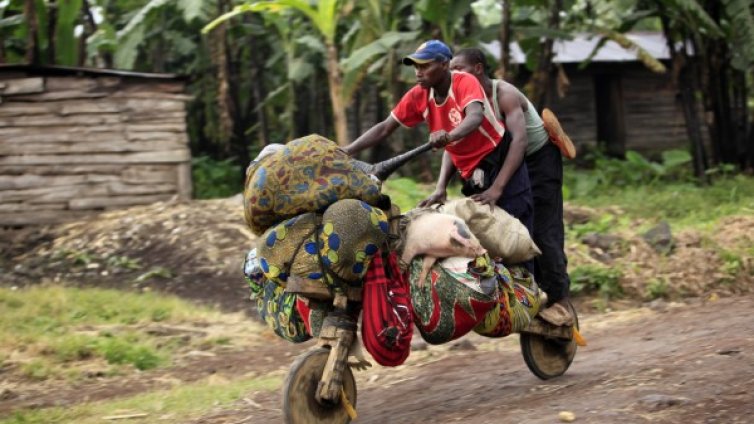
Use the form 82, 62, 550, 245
1, 373, 283, 424
0, 286, 229, 380
564, 171, 754, 229
384, 169, 754, 230
381, 177, 462, 212
569, 264, 624, 299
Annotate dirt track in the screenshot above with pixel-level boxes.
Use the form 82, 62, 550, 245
2, 200, 752, 423
195, 294, 754, 424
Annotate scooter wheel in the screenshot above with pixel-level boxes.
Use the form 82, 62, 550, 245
283, 347, 357, 424
520, 300, 579, 380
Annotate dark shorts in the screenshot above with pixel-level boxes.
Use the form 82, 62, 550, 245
526, 142, 570, 302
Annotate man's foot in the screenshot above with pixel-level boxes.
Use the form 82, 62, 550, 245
542, 108, 576, 160
538, 300, 574, 327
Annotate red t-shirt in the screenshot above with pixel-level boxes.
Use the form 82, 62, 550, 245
391, 72, 506, 179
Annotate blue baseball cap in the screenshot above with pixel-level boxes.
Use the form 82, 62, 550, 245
402, 40, 453, 65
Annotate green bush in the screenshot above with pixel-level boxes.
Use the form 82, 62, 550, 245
645, 277, 669, 300
564, 149, 693, 199
192, 156, 242, 199
51, 335, 97, 362
570, 265, 623, 299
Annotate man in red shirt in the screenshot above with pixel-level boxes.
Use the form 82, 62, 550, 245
344, 40, 533, 238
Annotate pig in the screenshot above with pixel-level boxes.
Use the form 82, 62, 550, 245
400, 211, 487, 288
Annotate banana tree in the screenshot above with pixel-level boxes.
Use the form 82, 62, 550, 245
414, 0, 470, 42
205, 0, 353, 145
2, 0, 85, 65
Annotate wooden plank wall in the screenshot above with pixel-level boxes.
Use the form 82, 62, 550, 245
0, 73, 192, 226
621, 67, 710, 155
547, 73, 598, 148
546, 64, 708, 156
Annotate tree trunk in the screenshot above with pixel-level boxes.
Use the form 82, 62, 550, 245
326, 43, 348, 146
24, 0, 40, 64
659, 11, 709, 182
210, 23, 233, 151
731, 70, 749, 169
498, 0, 512, 79
527, 0, 561, 109
47, 0, 57, 64
747, 105, 754, 171
247, 26, 269, 147
679, 66, 710, 181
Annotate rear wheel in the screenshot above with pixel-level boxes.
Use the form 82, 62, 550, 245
283, 347, 357, 424
520, 301, 579, 380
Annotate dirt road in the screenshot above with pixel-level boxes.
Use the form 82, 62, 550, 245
196, 294, 754, 423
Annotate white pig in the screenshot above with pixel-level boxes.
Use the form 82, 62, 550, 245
400, 212, 487, 288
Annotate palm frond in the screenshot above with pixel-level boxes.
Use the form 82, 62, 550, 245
177, 0, 204, 22
598, 29, 667, 74
722, 0, 754, 70
666, 0, 722, 37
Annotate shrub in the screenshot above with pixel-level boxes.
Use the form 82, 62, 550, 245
645, 277, 669, 300
564, 149, 693, 198
97, 337, 163, 370
192, 156, 242, 199
570, 265, 623, 299
51, 335, 96, 362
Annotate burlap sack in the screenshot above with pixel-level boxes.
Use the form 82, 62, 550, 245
243, 134, 383, 236
440, 198, 540, 263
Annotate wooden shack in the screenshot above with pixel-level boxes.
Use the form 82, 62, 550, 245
485, 32, 706, 156
0, 65, 192, 226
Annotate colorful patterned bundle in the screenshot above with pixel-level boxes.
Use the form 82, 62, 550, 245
409, 254, 499, 344
243, 134, 383, 236
243, 250, 311, 343
474, 264, 545, 337
258, 199, 389, 294
255, 280, 311, 343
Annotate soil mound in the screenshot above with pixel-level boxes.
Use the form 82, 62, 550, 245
0, 195, 255, 312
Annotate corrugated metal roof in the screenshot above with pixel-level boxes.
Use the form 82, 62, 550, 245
482, 32, 673, 64
0, 64, 184, 80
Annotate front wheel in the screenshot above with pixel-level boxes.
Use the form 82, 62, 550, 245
283, 347, 357, 424
520, 300, 579, 380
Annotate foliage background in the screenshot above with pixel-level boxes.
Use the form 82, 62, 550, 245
1, 0, 753, 194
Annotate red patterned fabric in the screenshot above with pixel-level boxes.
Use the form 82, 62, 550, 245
295, 297, 314, 336
361, 251, 414, 366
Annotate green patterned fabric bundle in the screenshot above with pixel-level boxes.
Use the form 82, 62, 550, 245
258, 199, 389, 294
409, 254, 499, 344
474, 264, 545, 337
243, 134, 383, 236
243, 250, 310, 343
255, 280, 311, 343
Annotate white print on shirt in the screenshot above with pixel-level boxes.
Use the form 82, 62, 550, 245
448, 107, 462, 127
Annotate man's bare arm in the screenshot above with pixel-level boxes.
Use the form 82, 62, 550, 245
450, 102, 484, 141
419, 151, 455, 207
471, 83, 528, 206
343, 115, 400, 156
430, 102, 485, 148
